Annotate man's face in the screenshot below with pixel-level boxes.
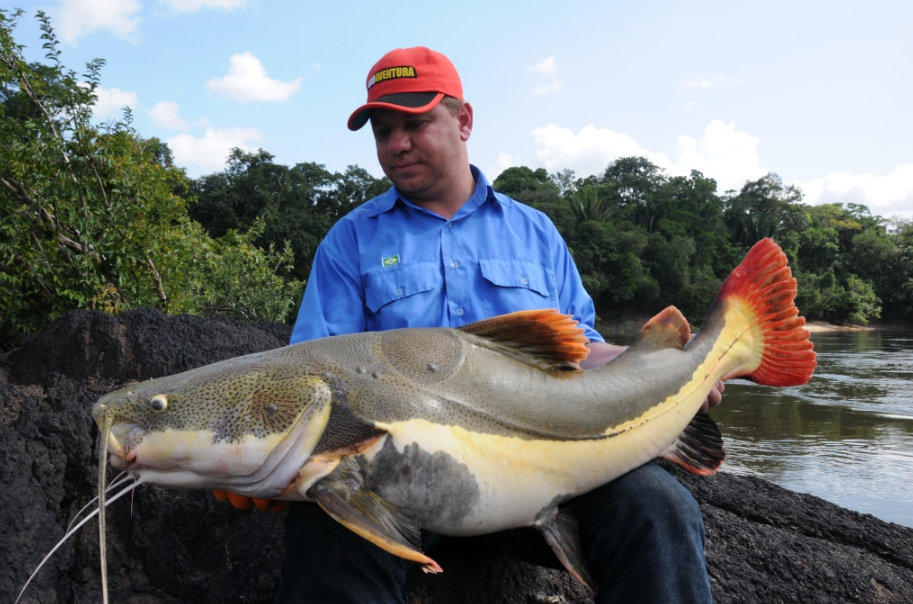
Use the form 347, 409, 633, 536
370, 101, 472, 204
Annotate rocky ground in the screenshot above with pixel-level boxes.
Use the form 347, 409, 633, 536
2, 309, 912, 603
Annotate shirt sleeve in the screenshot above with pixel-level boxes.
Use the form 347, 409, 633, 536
550, 228, 605, 344
289, 231, 367, 344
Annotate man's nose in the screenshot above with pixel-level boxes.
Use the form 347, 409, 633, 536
387, 128, 411, 155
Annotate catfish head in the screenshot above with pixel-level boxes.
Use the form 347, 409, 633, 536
92, 349, 333, 497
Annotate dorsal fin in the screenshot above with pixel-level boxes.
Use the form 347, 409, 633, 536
628, 306, 691, 352
459, 309, 590, 366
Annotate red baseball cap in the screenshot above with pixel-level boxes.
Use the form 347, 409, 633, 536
347, 47, 463, 131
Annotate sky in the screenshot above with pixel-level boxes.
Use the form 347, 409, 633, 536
8, 0, 913, 218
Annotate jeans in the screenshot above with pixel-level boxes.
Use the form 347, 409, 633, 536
274, 462, 712, 604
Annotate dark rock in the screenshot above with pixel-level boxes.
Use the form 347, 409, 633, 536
3, 310, 912, 603
7, 308, 292, 385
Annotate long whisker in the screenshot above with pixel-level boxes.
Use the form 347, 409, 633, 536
15, 476, 147, 604
65, 471, 130, 533
98, 411, 113, 604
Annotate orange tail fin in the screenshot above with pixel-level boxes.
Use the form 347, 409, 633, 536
714, 238, 816, 386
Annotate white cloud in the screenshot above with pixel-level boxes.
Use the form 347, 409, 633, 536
673, 120, 767, 191
530, 119, 766, 192
683, 73, 740, 89
531, 124, 672, 178
533, 80, 564, 96
166, 127, 263, 173
159, 0, 247, 12
91, 85, 139, 119
528, 56, 558, 76
528, 56, 562, 95
799, 165, 913, 217
148, 101, 189, 130
57, 0, 142, 43
206, 52, 303, 103
492, 153, 518, 178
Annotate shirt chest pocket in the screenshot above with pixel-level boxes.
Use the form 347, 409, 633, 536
364, 262, 443, 313
479, 259, 557, 314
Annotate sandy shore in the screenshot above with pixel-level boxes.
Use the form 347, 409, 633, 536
804, 319, 912, 332
597, 315, 907, 337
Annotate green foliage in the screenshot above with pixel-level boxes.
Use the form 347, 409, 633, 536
492, 166, 557, 198
567, 186, 616, 224
553, 160, 734, 319
187, 219, 303, 322
796, 270, 882, 325
494, 156, 908, 326
189, 149, 389, 281
791, 203, 911, 323
571, 220, 652, 308
722, 174, 807, 252
0, 10, 301, 347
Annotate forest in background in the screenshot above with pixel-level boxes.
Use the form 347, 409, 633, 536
3, 9, 913, 350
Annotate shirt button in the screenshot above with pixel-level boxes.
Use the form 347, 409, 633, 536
455, 307, 464, 316
394, 287, 403, 296
451, 261, 459, 268
447, 221, 453, 228
521, 278, 529, 285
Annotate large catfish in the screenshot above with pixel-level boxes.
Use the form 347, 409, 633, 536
20, 238, 816, 602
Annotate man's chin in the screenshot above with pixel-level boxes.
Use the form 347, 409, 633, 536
389, 174, 429, 198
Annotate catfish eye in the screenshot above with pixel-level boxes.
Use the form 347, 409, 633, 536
149, 395, 168, 412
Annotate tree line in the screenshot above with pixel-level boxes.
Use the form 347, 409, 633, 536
492, 161, 913, 327
2, 9, 911, 349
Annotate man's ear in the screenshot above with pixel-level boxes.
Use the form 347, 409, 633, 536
458, 101, 473, 142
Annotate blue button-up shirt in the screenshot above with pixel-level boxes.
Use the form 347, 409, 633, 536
290, 166, 603, 345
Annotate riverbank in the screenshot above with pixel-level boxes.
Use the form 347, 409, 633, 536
597, 314, 911, 337
804, 319, 912, 332
3, 309, 912, 603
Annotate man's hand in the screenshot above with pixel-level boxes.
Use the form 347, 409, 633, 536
579, 342, 725, 412
702, 379, 724, 412
212, 490, 291, 512
579, 341, 626, 369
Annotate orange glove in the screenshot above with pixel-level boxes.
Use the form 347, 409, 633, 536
212, 489, 291, 512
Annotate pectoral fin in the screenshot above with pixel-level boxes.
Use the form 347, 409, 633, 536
306, 455, 442, 573
533, 504, 596, 593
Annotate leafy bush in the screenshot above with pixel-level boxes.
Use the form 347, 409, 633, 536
0, 10, 301, 348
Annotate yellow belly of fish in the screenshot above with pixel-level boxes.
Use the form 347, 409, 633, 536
372, 395, 703, 536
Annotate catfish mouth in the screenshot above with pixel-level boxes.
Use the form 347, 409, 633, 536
107, 422, 143, 470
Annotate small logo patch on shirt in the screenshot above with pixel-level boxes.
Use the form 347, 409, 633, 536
382, 255, 400, 268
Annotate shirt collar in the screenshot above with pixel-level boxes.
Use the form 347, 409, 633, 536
366, 165, 509, 218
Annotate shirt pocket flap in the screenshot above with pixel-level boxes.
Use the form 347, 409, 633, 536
365, 263, 443, 313
479, 259, 551, 297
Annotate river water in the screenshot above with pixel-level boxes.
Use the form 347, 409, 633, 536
706, 330, 913, 529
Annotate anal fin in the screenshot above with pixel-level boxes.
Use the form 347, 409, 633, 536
306, 456, 442, 573
660, 412, 726, 475
533, 504, 596, 593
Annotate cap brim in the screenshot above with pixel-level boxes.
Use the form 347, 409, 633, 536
347, 92, 445, 131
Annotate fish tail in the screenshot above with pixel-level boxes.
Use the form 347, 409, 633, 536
708, 238, 816, 386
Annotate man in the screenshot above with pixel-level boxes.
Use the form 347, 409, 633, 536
274, 47, 719, 603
